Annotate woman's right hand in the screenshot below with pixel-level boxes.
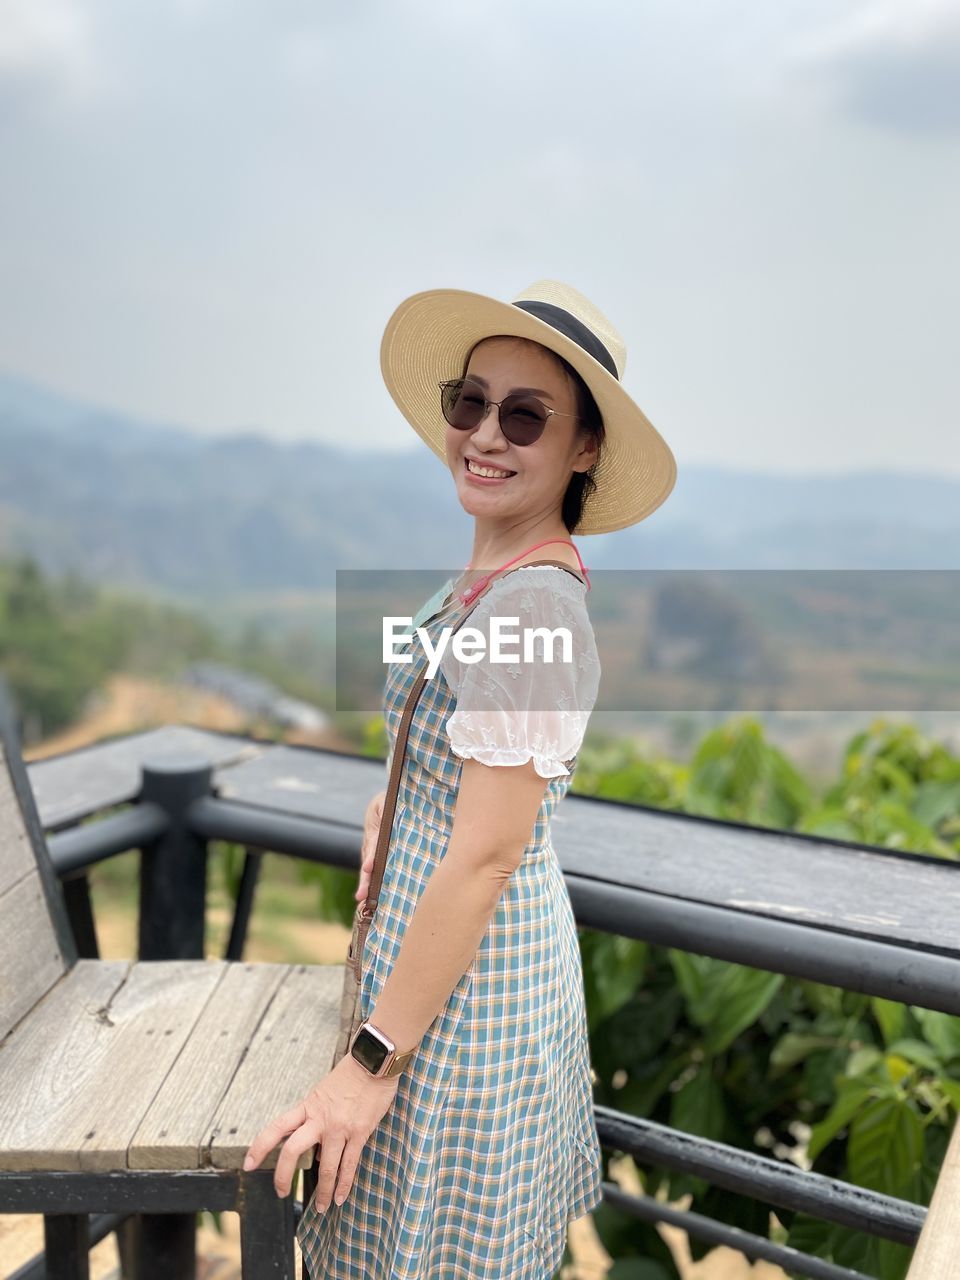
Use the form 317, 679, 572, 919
355, 789, 387, 904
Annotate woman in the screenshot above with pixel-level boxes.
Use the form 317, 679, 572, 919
244, 280, 677, 1277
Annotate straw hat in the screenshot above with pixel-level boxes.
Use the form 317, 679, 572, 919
379, 278, 677, 535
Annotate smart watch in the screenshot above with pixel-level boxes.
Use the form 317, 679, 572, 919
349, 1019, 418, 1079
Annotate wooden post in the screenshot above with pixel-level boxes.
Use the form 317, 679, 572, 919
905, 1117, 960, 1278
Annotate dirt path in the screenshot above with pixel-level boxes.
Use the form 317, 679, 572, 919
25, 672, 352, 763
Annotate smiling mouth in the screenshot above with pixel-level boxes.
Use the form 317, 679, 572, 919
465, 457, 517, 478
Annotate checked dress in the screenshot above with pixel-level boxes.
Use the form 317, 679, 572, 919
297, 565, 604, 1278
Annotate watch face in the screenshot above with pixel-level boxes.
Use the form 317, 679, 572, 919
352, 1026, 390, 1073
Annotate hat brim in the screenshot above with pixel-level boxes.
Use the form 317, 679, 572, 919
380, 288, 677, 536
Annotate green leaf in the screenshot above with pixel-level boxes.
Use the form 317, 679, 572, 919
831, 1225, 882, 1274
769, 1033, 838, 1076
669, 1067, 727, 1199
668, 950, 783, 1042
667, 949, 710, 1010
886, 1055, 914, 1086
911, 1008, 960, 1063
803, 1044, 855, 1108
702, 968, 784, 1056
913, 779, 960, 830
847, 1045, 884, 1077
670, 1067, 726, 1143
872, 996, 906, 1047
877, 1237, 914, 1280
937, 1077, 960, 1112
886, 1038, 943, 1072
807, 1080, 874, 1161
599, 985, 684, 1082
873, 756, 914, 802
615, 1052, 692, 1121
798, 981, 845, 1017
589, 935, 648, 1024
848, 1095, 923, 1196
784, 1211, 833, 1258
786, 1213, 882, 1274
915, 1124, 951, 1206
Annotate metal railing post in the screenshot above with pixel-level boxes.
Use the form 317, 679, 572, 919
137, 757, 213, 961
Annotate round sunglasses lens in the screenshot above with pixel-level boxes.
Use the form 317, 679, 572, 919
501, 395, 548, 445
441, 379, 485, 430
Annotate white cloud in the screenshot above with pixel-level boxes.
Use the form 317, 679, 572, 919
786, 0, 960, 134
0, 0, 100, 97
800, 0, 960, 57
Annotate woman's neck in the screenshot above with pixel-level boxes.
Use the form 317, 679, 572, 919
466, 520, 576, 572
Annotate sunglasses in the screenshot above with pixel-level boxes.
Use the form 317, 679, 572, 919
438, 377, 580, 447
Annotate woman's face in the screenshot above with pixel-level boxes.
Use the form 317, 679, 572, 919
444, 335, 597, 527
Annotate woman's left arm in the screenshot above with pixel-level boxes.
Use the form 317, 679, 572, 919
366, 752, 550, 1050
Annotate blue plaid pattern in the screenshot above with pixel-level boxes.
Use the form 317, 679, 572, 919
298, 579, 603, 1278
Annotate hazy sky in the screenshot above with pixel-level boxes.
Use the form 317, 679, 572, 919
1, 0, 958, 475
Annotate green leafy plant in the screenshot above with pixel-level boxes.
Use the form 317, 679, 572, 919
572, 717, 960, 1280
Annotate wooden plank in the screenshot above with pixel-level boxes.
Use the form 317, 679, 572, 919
0, 740, 37, 895
27, 726, 263, 830
0, 960, 225, 1171
130, 962, 289, 1169
0, 961, 128, 1168
1, 721, 69, 1039
0, 691, 78, 970
906, 1118, 960, 1279
2, 955, 341, 1174
205, 964, 342, 1170
0, 871, 68, 1041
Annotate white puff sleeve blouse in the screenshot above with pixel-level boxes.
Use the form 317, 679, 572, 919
438, 566, 601, 779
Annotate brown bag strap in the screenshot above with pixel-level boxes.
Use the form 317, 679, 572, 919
351, 557, 585, 951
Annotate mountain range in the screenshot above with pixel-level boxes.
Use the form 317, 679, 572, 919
2, 369, 958, 599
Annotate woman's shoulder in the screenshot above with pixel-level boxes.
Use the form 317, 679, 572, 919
489, 562, 589, 602
508, 545, 585, 576
471, 564, 594, 643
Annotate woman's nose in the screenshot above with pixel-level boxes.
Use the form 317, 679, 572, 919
470, 400, 509, 448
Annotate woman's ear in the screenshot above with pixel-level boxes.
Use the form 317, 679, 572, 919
572, 430, 599, 475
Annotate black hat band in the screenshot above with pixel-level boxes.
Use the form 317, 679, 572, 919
512, 299, 619, 381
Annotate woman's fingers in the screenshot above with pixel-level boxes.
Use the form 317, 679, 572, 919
332, 1137, 363, 1208
273, 1122, 323, 1199
354, 848, 370, 901
353, 786, 385, 903
310, 1127, 348, 1213
354, 830, 380, 901
243, 1102, 305, 1171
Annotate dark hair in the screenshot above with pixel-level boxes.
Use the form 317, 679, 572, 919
460, 337, 605, 534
